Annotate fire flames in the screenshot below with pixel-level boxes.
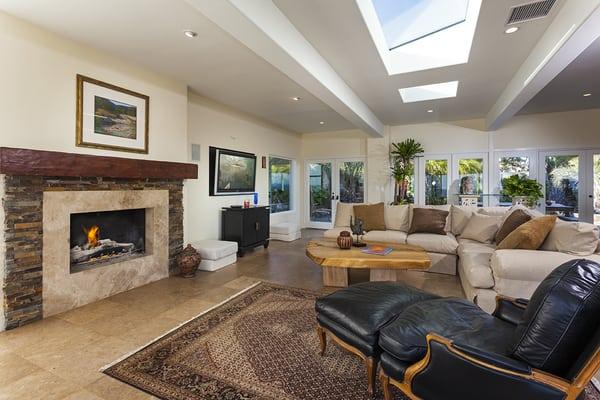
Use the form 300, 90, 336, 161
83, 225, 100, 248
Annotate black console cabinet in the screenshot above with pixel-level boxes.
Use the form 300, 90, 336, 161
221, 206, 270, 256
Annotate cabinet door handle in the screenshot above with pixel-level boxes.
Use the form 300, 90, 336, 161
255, 222, 260, 231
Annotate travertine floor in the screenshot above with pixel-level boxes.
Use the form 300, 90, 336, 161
0, 230, 471, 399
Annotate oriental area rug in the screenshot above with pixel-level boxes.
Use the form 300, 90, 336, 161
102, 282, 600, 400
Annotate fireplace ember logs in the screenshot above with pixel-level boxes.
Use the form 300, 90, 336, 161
70, 239, 136, 264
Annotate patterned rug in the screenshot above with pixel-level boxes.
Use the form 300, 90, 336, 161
103, 283, 600, 400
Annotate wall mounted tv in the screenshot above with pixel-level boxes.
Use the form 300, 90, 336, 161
209, 146, 257, 196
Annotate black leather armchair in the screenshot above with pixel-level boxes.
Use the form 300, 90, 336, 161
379, 259, 600, 400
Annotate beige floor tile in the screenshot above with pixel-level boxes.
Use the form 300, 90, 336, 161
116, 316, 181, 347
0, 351, 43, 387
222, 275, 261, 290
55, 299, 130, 326
24, 336, 136, 387
0, 370, 80, 400
156, 298, 216, 322
85, 376, 157, 400
60, 389, 105, 400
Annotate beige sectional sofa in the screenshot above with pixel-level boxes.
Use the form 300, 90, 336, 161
324, 203, 600, 313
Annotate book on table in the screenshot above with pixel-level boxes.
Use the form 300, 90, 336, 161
361, 245, 393, 256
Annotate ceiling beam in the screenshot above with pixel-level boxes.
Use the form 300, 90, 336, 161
185, 0, 385, 137
486, 0, 600, 130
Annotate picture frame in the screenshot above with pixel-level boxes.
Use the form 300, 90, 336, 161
76, 74, 149, 154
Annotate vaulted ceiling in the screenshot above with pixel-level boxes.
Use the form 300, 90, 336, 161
1, 0, 599, 135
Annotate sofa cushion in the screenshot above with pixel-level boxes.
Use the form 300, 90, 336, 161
384, 204, 410, 231
334, 202, 361, 228
354, 202, 386, 231
379, 298, 515, 364
323, 227, 351, 239
510, 259, 600, 377
457, 239, 495, 289
410, 205, 451, 232
363, 230, 407, 244
407, 233, 459, 255
460, 213, 501, 244
495, 209, 532, 244
315, 282, 439, 349
409, 208, 449, 235
497, 216, 557, 250
540, 220, 599, 256
450, 205, 478, 236
478, 207, 510, 217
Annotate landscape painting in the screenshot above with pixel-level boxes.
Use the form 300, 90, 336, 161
93, 96, 137, 139
77, 74, 149, 154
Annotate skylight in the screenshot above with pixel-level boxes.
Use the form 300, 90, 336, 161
357, 0, 482, 75
399, 81, 459, 103
372, 0, 470, 50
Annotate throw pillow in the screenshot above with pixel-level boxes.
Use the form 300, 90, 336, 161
497, 216, 557, 250
540, 220, 600, 255
478, 207, 510, 217
495, 209, 532, 244
409, 208, 449, 235
410, 205, 451, 232
334, 202, 361, 227
450, 205, 478, 236
460, 213, 502, 244
353, 203, 386, 231
384, 204, 410, 231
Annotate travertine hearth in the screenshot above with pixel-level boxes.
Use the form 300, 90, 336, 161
43, 190, 169, 317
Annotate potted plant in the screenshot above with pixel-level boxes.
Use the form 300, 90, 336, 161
501, 174, 544, 208
390, 139, 424, 204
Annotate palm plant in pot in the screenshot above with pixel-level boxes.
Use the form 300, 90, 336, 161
501, 174, 544, 208
390, 139, 424, 204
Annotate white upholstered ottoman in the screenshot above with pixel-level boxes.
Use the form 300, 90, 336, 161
190, 240, 238, 272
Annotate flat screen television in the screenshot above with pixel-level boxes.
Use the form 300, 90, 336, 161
209, 147, 257, 196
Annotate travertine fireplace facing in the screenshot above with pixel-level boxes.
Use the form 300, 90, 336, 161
43, 190, 169, 317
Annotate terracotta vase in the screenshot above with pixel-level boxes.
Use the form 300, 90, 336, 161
178, 244, 202, 278
337, 231, 353, 250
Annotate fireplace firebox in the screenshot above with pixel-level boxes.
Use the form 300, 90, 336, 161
70, 208, 146, 273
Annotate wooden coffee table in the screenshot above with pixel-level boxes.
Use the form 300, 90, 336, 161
306, 240, 431, 287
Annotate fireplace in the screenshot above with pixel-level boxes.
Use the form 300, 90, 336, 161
69, 208, 146, 273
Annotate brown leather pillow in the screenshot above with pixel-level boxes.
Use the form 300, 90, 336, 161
495, 209, 532, 244
353, 203, 386, 231
409, 208, 449, 235
497, 216, 557, 250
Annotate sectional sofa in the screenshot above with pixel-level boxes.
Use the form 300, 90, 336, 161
324, 203, 600, 313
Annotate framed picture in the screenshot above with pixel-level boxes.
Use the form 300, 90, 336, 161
76, 74, 149, 154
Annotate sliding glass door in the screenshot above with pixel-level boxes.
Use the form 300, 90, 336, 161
418, 156, 451, 205
540, 151, 583, 221
305, 159, 365, 229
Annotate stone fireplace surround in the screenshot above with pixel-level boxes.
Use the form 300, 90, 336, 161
0, 147, 198, 330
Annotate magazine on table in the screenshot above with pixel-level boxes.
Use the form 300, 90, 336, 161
361, 245, 393, 256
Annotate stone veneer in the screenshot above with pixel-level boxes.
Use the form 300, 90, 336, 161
1, 175, 184, 330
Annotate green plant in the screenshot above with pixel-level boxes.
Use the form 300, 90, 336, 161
390, 139, 424, 204
501, 174, 544, 208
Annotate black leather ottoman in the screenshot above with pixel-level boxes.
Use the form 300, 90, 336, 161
315, 281, 439, 395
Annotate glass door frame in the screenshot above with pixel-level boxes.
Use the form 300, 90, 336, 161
538, 150, 587, 221
417, 154, 452, 205
304, 158, 367, 229
451, 152, 489, 206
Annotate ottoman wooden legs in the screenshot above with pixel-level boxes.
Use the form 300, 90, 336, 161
316, 325, 378, 396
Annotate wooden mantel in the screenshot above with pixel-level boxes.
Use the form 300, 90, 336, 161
0, 147, 198, 180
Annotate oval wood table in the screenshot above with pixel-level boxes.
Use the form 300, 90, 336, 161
306, 240, 432, 287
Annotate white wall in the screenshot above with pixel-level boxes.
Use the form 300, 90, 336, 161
302, 129, 368, 159
0, 11, 188, 161
185, 92, 302, 243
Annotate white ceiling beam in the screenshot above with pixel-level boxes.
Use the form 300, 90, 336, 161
486, 0, 600, 130
185, 0, 385, 137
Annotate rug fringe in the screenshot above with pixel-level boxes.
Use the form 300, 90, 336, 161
99, 281, 262, 372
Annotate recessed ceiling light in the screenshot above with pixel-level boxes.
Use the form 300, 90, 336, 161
319, 121, 325, 125
427, 109, 434, 113
183, 30, 198, 38
399, 81, 459, 103
504, 26, 519, 34
291, 96, 302, 101
583, 93, 592, 97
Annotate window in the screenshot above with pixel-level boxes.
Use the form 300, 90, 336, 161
458, 158, 484, 195
269, 157, 292, 214
372, 0, 469, 50
425, 159, 448, 205
544, 154, 580, 220
339, 161, 365, 203
308, 162, 332, 223
498, 156, 530, 203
